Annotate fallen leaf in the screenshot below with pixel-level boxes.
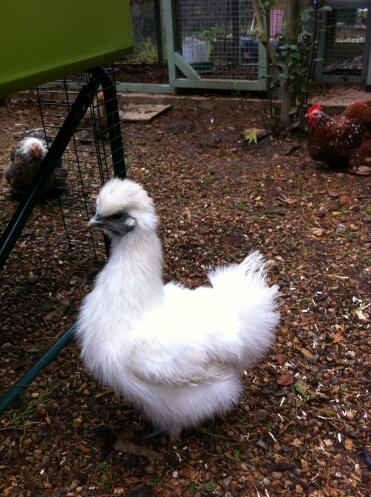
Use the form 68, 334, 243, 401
298, 347, 312, 358
277, 374, 295, 385
291, 438, 302, 447
344, 438, 353, 450
355, 308, 369, 322
331, 333, 342, 343
114, 441, 163, 464
277, 194, 296, 205
78, 443, 90, 454
276, 353, 286, 365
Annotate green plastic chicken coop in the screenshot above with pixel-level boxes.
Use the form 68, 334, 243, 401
0, 0, 133, 414
0, 0, 133, 97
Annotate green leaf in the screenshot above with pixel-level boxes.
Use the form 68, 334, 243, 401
293, 382, 316, 402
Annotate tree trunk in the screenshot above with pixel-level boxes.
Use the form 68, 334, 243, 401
251, 0, 276, 64
280, 0, 299, 125
280, 79, 290, 126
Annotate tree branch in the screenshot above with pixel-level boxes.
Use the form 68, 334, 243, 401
252, 0, 277, 64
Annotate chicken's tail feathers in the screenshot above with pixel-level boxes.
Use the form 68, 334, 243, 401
207, 249, 280, 319
207, 250, 273, 288
239, 250, 266, 275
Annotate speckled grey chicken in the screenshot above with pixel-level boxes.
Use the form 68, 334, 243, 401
4, 128, 68, 197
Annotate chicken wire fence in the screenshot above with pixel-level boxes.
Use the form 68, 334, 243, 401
35, 70, 123, 262
321, 6, 368, 81
175, 0, 262, 80
118, 0, 370, 91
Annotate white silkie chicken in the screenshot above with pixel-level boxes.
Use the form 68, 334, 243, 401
77, 178, 280, 437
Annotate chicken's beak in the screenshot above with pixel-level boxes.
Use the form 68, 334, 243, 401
31, 143, 42, 159
88, 214, 105, 228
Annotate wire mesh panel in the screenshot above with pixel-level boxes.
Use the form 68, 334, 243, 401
175, 0, 269, 81
36, 72, 122, 261
322, 7, 368, 80
116, 0, 168, 86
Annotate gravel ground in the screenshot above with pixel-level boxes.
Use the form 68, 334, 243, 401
0, 94, 370, 497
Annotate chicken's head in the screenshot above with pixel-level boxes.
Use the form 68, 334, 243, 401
89, 178, 158, 238
20, 137, 47, 162
306, 105, 325, 126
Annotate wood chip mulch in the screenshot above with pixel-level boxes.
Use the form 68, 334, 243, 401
0, 95, 370, 497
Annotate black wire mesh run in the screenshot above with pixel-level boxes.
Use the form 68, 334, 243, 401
323, 7, 368, 80
175, 0, 270, 80
36, 70, 124, 261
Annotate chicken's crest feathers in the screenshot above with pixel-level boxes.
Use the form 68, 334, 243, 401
19, 137, 47, 161
96, 178, 158, 231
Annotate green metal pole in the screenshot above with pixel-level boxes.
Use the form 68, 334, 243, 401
0, 325, 76, 415
0, 67, 126, 416
154, 0, 164, 66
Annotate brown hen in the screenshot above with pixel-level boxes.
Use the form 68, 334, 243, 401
307, 105, 364, 166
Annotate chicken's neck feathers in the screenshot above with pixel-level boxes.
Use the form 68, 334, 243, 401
98, 228, 164, 322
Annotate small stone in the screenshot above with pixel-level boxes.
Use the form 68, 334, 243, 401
271, 471, 282, 480
28, 273, 38, 283
345, 410, 355, 421
22, 227, 35, 237
318, 207, 325, 218
336, 223, 346, 233
295, 484, 304, 494
221, 477, 232, 489
312, 227, 324, 237
262, 478, 270, 486
242, 127, 267, 142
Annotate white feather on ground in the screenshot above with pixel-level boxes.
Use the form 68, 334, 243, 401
77, 178, 280, 436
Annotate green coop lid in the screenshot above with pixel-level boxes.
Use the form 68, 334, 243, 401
0, 0, 133, 97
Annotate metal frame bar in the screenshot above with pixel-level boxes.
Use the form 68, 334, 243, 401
364, 8, 371, 89
119, 0, 268, 93
163, 0, 267, 92
0, 66, 126, 416
316, 2, 370, 85
116, 82, 173, 93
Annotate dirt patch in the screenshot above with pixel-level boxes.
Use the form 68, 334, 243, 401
0, 95, 370, 497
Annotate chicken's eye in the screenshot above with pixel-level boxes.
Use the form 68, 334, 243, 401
111, 212, 123, 220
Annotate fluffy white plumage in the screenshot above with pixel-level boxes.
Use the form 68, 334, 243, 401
77, 178, 280, 435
